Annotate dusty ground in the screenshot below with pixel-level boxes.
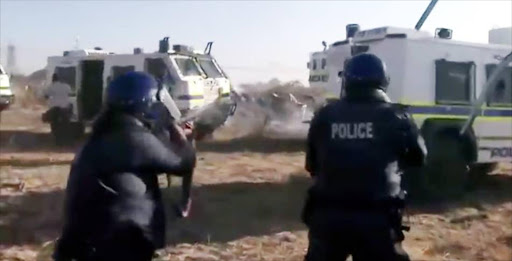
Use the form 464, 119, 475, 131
1, 105, 511, 261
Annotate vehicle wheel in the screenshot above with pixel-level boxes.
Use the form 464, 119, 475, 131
467, 163, 498, 189
423, 128, 470, 199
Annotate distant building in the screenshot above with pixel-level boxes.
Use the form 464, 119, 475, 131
7, 44, 17, 74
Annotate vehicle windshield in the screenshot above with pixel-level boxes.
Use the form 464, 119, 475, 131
198, 58, 224, 78
174, 57, 202, 77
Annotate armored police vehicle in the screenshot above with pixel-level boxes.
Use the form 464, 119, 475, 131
43, 37, 235, 143
194, 42, 231, 105
0, 64, 15, 112
307, 44, 328, 90
307, 24, 512, 189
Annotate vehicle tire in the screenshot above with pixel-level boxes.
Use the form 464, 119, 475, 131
467, 163, 498, 189
423, 127, 471, 199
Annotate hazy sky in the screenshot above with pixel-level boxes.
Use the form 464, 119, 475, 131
1, 0, 511, 85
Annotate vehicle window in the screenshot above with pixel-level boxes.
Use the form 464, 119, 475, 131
309, 75, 321, 82
0, 65, 5, 74
312, 60, 317, 70
351, 44, 370, 56
145, 58, 167, 79
486, 64, 512, 107
54, 66, 77, 93
145, 58, 176, 87
198, 58, 223, 78
174, 57, 202, 77
111, 66, 135, 80
435, 60, 475, 105
321, 58, 327, 69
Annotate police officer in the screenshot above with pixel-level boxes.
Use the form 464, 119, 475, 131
53, 72, 196, 261
302, 53, 426, 261
43, 74, 74, 145
44, 73, 73, 112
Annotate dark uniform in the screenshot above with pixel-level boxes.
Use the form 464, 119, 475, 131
303, 53, 426, 261
53, 72, 196, 261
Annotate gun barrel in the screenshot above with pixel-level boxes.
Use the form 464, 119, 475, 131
415, 0, 439, 30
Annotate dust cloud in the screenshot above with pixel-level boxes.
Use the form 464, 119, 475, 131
213, 79, 327, 140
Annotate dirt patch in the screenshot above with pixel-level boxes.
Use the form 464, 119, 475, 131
1, 153, 511, 261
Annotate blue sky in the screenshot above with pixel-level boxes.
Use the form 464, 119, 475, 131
1, 0, 511, 85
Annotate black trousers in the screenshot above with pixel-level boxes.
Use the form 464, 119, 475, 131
304, 210, 410, 261
77, 222, 155, 261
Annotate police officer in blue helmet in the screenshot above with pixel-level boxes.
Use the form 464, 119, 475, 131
302, 53, 426, 261
53, 72, 196, 261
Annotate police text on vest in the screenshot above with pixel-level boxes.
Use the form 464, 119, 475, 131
331, 122, 373, 139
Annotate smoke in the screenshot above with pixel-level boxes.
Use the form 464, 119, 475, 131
212, 79, 327, 140
6, 71, 47, 109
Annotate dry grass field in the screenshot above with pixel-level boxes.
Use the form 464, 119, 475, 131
1, 103, 511, 261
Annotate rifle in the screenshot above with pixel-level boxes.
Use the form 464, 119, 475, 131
390, 190, 410, 242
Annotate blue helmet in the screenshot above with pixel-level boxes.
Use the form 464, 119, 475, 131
106, 71, 159, 117
343, 53, 390, 91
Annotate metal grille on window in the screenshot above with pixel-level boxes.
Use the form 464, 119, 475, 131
435, 59, 476, 105
145, 58, 176, 90
485, 64, 512, 107
111, 66, 135, 80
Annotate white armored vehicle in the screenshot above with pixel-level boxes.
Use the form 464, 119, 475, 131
0, 64, 15, 112
43, 37, 235, 143
307, 22, 512, 192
